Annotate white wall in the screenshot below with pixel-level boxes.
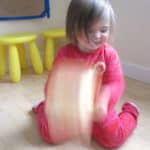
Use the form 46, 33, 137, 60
111, 0, 150, 83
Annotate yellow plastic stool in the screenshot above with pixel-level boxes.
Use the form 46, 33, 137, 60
0, 33, 43, 83
42, 28, 65, 70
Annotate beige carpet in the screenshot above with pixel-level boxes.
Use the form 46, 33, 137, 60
0, 71, 150, 150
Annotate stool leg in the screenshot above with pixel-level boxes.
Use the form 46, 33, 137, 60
9, 45, 21, 83
45, 38, 55, 70
17, 44, 28, 69
0, 45, 6, 76
28, 41, 43, 74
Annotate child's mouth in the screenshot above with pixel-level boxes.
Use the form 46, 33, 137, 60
90, 40, 101, 47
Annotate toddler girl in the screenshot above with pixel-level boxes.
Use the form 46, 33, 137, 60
33, 0, 139, 148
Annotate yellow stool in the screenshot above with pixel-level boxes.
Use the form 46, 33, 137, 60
42, 28, 66, 70
0, 33, 43, 83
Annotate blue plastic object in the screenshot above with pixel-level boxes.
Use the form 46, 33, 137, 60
0, 0, 50, 21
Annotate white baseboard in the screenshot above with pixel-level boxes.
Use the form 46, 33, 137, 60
122, 62, 150, 84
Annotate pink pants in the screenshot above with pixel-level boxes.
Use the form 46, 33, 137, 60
33, 101, 138, 148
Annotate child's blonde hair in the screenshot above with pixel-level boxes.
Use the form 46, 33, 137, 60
66, 0, 115, 43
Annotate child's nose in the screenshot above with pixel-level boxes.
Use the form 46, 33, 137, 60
94, 31, 101, 39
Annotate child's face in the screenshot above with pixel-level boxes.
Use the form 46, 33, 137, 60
77, 10, 110, 53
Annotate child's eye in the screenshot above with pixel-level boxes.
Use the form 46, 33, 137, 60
101, 29, 108, 33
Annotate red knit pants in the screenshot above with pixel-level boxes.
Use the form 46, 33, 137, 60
33, 101, 138, 148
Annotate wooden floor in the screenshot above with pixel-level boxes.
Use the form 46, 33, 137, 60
0, 71, 150, 150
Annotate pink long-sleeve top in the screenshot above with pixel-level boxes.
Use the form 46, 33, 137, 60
46, 43, 125, 112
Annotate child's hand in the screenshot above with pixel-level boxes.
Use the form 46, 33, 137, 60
93, 85, 110, 122
93, 103, 107, 122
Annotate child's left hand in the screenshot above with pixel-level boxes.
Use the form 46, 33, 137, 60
93, 103, 107, 122
93, 85, 110, 122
